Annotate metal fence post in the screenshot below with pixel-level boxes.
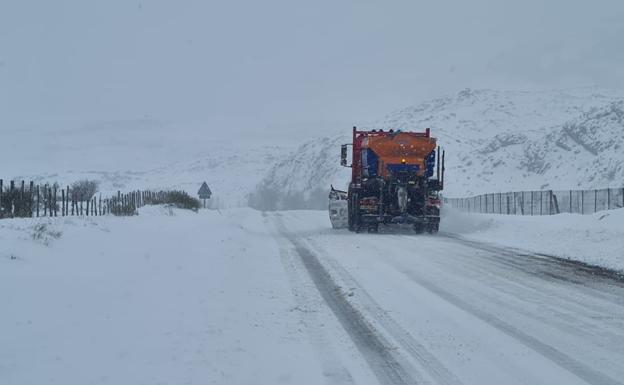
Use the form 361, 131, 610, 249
581, 190, 584, 215
594, 189, 597, 213
549, 190, 552, 215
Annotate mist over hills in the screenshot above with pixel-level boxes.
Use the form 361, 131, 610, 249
5, 88, 623, 210
249, 88, 624, 209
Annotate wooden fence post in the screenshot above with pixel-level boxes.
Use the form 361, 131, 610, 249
43, 186, 47, 217
29, 181, 34, 217
48, 187, 51, 217
10, 181, 15, 217
48, 187, 53, 217
36, 185, 40, 217
19, 181, 25, 216
53, 186, 57, 217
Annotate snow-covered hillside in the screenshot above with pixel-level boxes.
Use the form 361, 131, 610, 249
250, 88, 624, 209
3, 120, 297, 208
5, 88, 624, 210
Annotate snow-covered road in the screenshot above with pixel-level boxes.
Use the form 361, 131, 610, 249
2, 208, 623, 385
271, 211, 624, 385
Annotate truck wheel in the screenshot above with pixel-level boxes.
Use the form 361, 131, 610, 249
348, 191, 360, 232
413, 224, 424, 234
426, 223, 439, 234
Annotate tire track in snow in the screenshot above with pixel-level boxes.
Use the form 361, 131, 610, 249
274, 242, 356, 384
275, 216, 422, 385
394, 266, 622, 385
440, 233, 624, 304
304, 237, 464, 385
267, 211, 357, 384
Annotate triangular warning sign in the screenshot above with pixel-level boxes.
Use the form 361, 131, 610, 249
198, 182, 212, 198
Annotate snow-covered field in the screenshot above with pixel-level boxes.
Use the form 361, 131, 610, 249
2, 207, 624, 385
0, 207, 347, 385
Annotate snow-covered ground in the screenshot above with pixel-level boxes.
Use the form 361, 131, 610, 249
441, 207, 624, 273
0, 207, 361, 385
3, 207, 623, 385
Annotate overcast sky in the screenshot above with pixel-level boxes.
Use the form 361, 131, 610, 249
1, 0, 623, 139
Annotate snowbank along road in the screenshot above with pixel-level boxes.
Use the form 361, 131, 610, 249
2, 207, 624, 385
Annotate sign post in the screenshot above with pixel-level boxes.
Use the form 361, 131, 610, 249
197, 182, 212, 208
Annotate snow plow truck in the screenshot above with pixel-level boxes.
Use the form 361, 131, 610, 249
329, 127, 445, 233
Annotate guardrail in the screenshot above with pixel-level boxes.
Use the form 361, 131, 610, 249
444, 187, 624, 215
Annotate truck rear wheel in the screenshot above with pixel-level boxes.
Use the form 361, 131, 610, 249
427, 223, 439, 234
348, 191, 360, 232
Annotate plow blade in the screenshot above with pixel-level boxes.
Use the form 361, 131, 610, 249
329, 186, 348, 229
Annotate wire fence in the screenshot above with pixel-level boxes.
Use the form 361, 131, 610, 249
444, 187, 624, 215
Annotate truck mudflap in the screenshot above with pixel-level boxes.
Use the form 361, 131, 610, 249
329, 186, 348, 229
